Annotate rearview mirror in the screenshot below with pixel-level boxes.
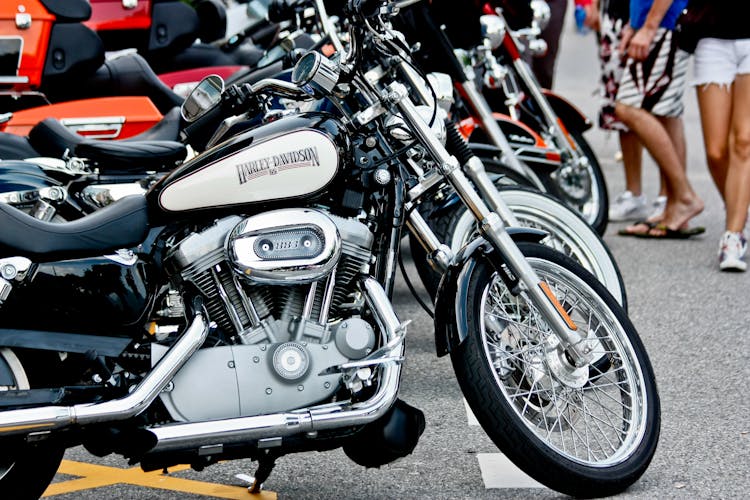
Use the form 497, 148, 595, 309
181, 75, 224, 123
531, 0, 551, 31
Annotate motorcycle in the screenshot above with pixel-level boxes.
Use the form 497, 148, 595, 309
0, 0, 304, 138
0, 0, 626, 308
0, 1, 658, 498
401, 0, 609, 235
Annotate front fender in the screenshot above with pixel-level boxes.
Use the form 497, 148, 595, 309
434, 228, 547, 357
542, 90, 592, 133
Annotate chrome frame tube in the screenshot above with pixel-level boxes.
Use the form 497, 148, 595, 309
313, 0, 345, 55
389, 84, 588, 363
146, 278, 403, 454
457, 80, 546, 190
0, 313, 210, 435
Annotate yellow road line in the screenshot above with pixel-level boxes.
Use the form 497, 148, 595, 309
43, 460, 277, 499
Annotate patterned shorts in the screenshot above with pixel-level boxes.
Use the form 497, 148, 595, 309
597, 10, 629, 132
616, 28, 690, 118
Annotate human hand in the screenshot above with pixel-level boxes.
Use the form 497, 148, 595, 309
618, 25, 634, 55
626, 26, 657, 61
584, 4, 600, 32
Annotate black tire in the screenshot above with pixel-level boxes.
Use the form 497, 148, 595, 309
0, 349, 65, 499
409, 184, 627, 309
568, 130, 609, 236
451, 243, 659, 497
475, 129, 609, 235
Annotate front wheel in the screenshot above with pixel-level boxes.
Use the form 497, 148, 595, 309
451, 244, 659, 497
0, 349, 64, 499
555, 130, 609, 236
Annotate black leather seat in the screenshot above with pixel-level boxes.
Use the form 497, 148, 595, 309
0, 195, 148, 260
28, 116, 186, 172
40, 0, 91, 22
0, 133, 39, 162
127, 107, 182, 142
75, 139, 186, 172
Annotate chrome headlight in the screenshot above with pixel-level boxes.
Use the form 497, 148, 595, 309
480, 15, 507, 50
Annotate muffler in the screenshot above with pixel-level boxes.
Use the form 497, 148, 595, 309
0, 312, 209, 436
144, 278, 405, 455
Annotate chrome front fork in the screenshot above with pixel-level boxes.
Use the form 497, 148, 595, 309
511, 57, 584, 163
457, 79, 546, 191
389, 83, 590, 366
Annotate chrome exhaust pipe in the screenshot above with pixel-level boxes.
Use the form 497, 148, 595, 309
146, 278, 404, 454
0, 312, 209, 436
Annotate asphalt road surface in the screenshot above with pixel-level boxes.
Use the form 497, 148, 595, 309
42, 16, 750, 500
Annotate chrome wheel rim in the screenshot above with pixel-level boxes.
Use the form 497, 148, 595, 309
479, 258, 647, 466
561, 160, 601, 228
0, 349, 29, 481
450, 193, 623, 305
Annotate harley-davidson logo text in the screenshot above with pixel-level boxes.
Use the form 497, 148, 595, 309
236, 147, 320, 184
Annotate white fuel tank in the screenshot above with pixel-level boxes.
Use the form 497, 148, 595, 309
159, 129, 339, 212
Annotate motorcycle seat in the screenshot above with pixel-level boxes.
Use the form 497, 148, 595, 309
75, 140, 187, 173
0, 195, 148, 260
28, 117, 186, 172
127, 107, 182, 142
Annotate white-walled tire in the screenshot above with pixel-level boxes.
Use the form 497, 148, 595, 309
411, 186, 627, 308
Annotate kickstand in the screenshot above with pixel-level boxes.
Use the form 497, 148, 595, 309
236, 455, 276, 494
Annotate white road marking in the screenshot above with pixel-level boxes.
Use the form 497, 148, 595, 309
464, 399, 547, 489
463, 398, 480, 426
477, 454, 546, 489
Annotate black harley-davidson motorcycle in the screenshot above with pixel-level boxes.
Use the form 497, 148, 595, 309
0, 1, 658, 498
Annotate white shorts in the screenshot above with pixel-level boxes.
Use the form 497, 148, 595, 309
693, 38, 750, 87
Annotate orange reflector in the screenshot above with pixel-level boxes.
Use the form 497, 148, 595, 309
545, 150, 562, 162
539, 282, 578, 331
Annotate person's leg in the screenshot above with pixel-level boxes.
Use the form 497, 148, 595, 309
532, 0, 568, 89
696, 84, 733, 200
619, 130, 643, 195
724, 74, 750, 232
615, 102, 703, 231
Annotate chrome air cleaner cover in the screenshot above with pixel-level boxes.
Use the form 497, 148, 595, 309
227, 208, 341, 284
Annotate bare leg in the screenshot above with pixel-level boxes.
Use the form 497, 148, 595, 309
619, 131, 643, 195
725, 75, 750, 232
696, 83, 733, 200
615, 102, 703, 232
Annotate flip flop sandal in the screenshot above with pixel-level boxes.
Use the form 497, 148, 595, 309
633, 224, 706, 239
617, 220, 659, 237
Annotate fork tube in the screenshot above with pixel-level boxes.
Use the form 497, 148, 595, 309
457, 80, 546, 190
510, 57, 581, 157
389, 83, 588, 364
405, 205, 453, 273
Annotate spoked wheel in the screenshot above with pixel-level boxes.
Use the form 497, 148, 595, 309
451, 244, 659, 497
0, 349, 64, 500
551, 131, 609, 236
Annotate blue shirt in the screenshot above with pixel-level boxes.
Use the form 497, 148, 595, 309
629, 0, 688, 30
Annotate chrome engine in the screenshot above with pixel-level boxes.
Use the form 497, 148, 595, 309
161, 209, 376, 422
